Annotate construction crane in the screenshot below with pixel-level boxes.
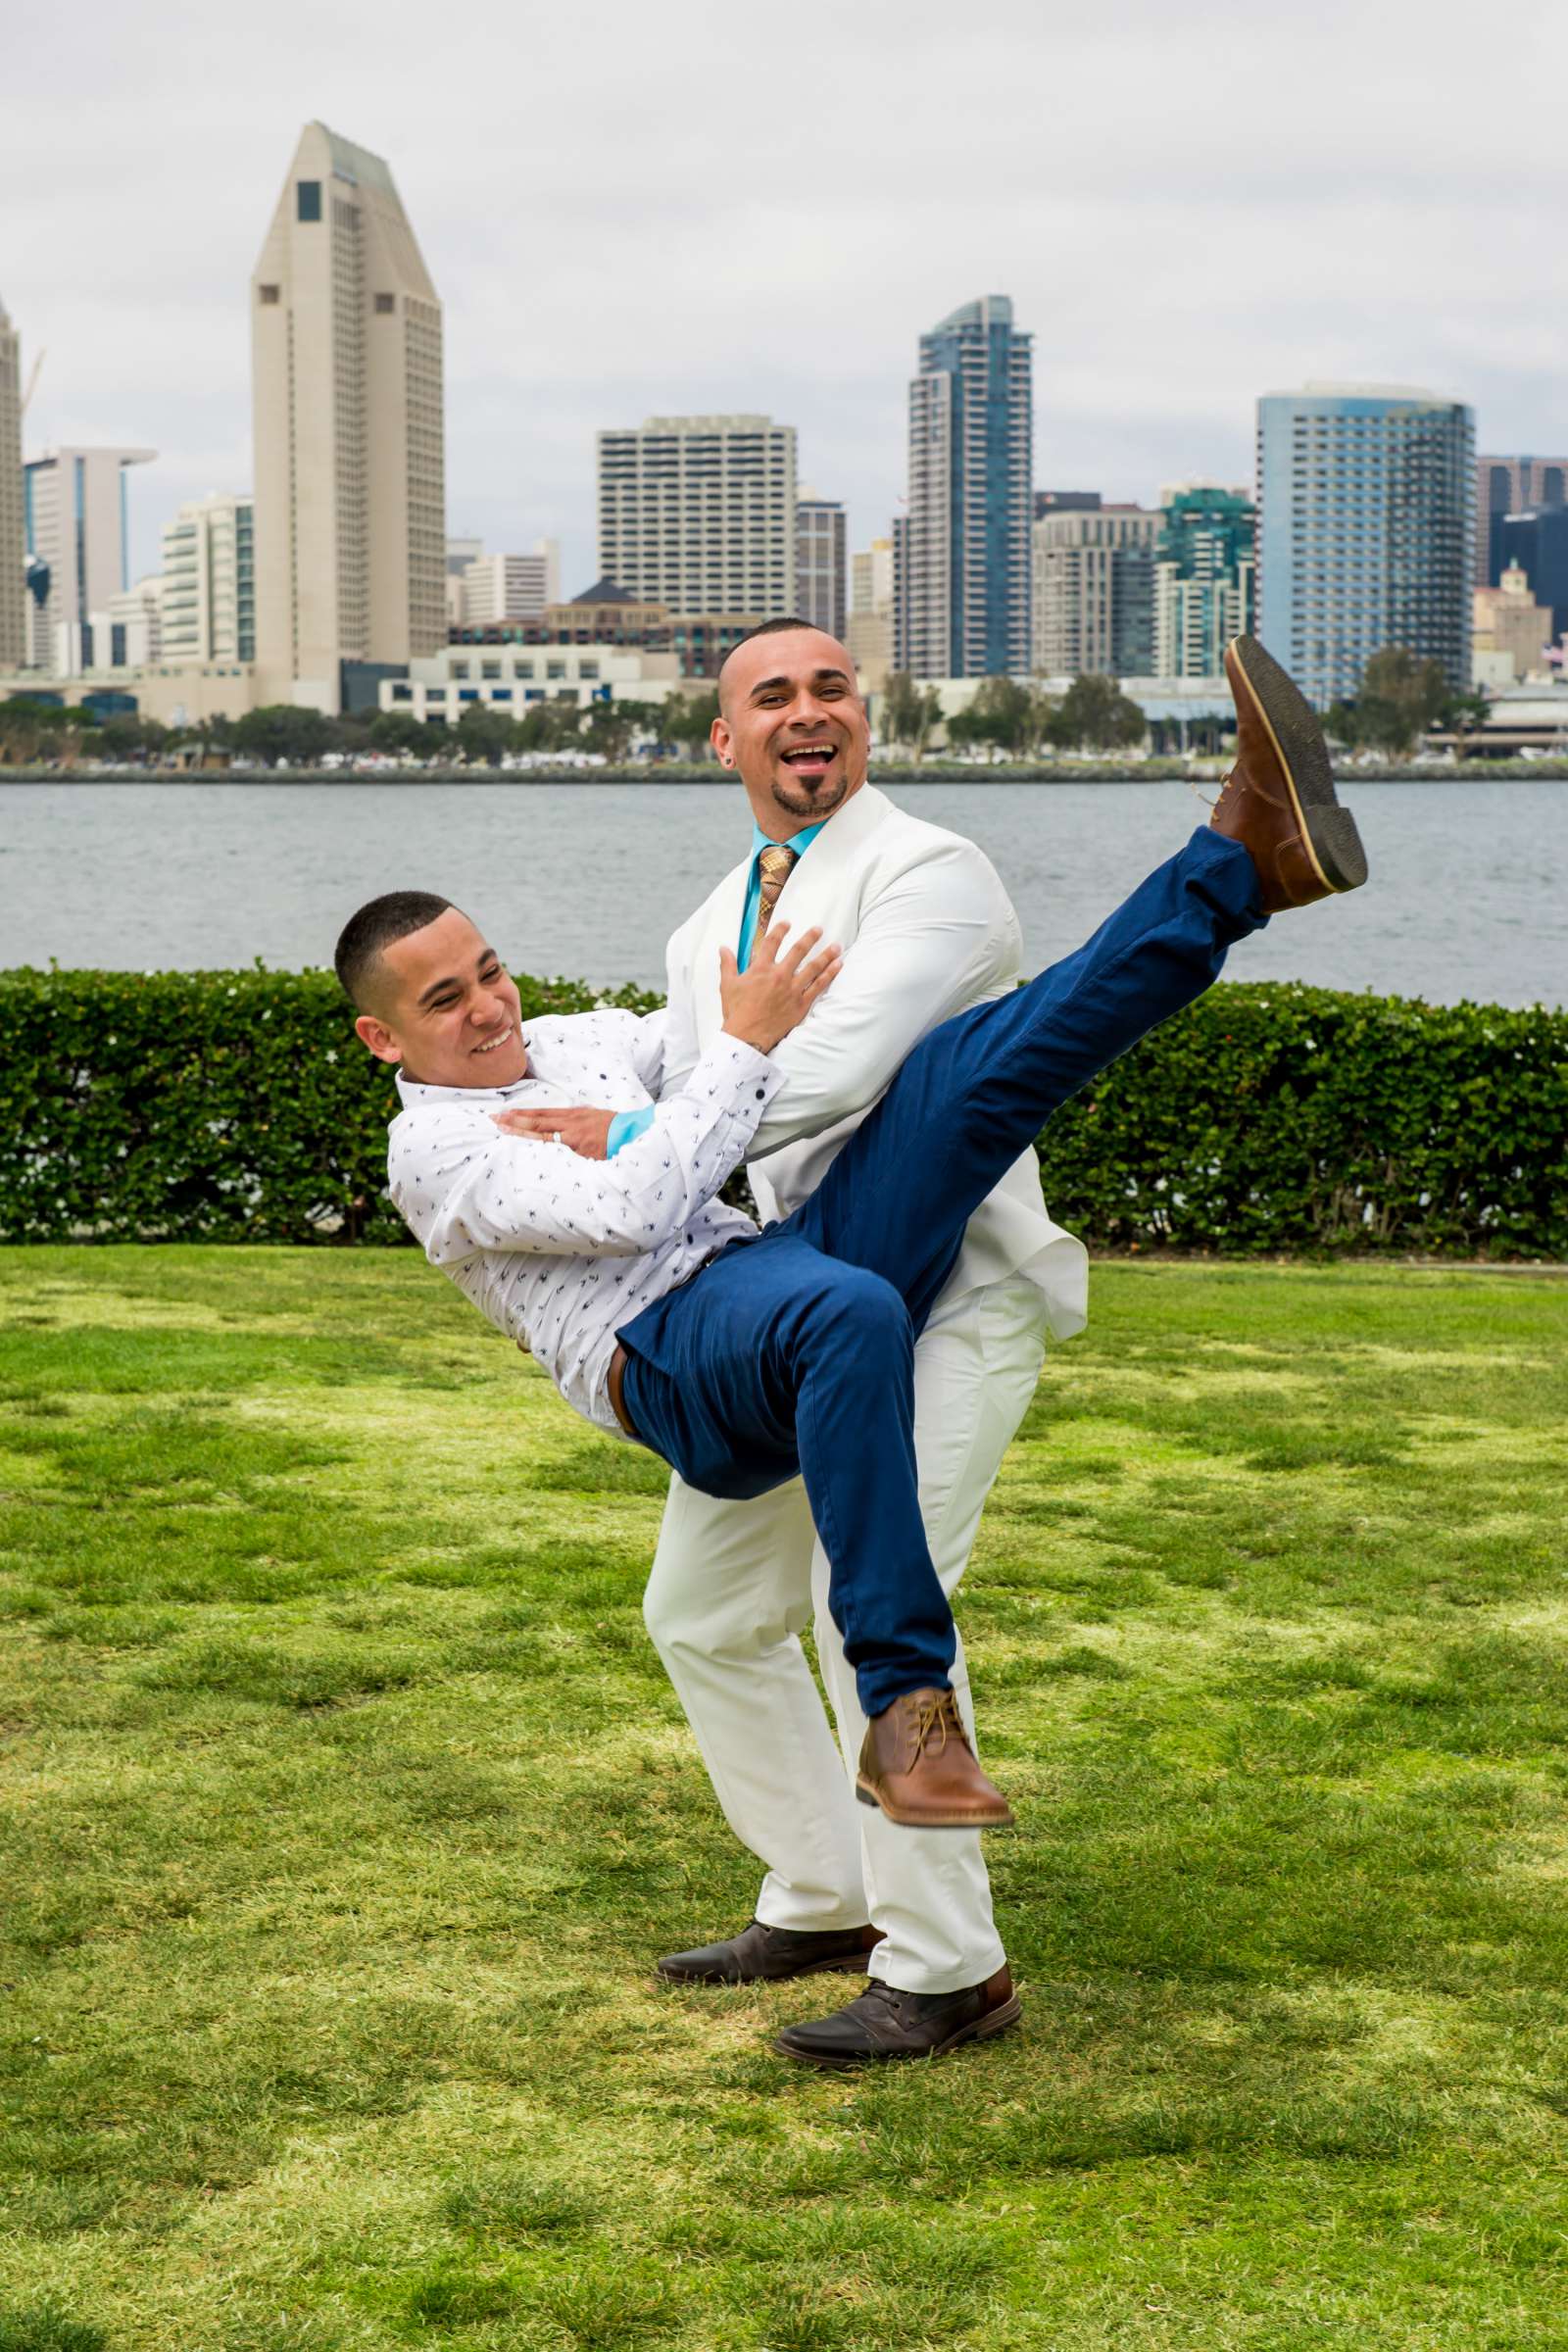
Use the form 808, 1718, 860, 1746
21, 348, 44, 415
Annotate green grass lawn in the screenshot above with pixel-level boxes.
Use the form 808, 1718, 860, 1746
3, 1249, 1567, 2352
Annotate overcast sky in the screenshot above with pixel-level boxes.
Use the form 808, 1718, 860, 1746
8, 0, 1562, 592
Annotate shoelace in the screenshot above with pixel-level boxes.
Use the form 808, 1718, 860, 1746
906, 1691, 970, 1765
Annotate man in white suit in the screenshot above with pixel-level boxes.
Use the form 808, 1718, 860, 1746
392, 614, 1364, 2064
586, 617, 1087, 2064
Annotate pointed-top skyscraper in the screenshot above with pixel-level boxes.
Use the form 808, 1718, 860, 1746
251, 122, 445, 710
0, 294, 24, 671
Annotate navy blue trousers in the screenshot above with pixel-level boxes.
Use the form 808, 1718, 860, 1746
619, 828, 1265, 1717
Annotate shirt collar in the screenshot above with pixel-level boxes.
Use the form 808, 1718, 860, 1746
394, 1063, 538, 1108
749, 816, 826, 863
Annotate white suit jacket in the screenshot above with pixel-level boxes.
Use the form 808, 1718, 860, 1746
662, 783, 1088, 1338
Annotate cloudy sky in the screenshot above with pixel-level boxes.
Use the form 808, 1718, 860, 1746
9, 0, 1561, 591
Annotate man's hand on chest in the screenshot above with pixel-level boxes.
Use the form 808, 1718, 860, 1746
491, 1103, 617, 1159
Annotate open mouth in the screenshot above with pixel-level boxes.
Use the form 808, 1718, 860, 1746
472, 1024, 515, 1056
779, 742, 839, 778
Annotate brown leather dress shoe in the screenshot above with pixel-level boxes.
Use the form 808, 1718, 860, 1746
856, 1689, 1013, 1829
657, 1918, 883, 1985
775, 1964, 1021, 2067
1213, 635, 1368, 911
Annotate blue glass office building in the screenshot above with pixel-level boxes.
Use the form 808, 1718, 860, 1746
1256, 385, 1474, 708
899, 296, 1032, 678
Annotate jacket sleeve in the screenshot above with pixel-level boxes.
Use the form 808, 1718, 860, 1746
659, 911, 704, 1100
393, 1037, 781, 1265
747, 841, 1020, 1161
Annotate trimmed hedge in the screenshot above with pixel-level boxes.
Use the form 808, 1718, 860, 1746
0, 966, 659, 1249
0, 967, 1563, 1257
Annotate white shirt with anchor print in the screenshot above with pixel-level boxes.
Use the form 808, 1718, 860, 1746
388, 1009, 782, 1435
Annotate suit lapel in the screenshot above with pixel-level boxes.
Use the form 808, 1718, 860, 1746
694, 855, 751, 1041
692, 786, 895, 1044
755, 784, 893, 933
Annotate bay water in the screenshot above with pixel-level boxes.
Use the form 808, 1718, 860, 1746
1, 776, 1562, 1008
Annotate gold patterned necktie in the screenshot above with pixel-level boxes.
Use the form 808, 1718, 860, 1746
756, 843, 799, 938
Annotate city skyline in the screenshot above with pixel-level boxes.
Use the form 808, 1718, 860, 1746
6, 0, 1559, 594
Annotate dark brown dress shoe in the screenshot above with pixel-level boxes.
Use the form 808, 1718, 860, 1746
856, 1689, 1013, 1829
1212, 635, 1368, 911
656, 1918, 883, 1985
775, 1965, 1021, 2067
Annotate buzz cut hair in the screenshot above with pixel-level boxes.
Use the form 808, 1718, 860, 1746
715, 613, 830, 707
334, 890, 455, 1011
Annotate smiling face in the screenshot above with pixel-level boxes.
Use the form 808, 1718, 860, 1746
351, 906, 529, 1090
711, 626, 871, 835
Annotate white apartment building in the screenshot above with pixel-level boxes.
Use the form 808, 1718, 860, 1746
460, 541, 562, 625
380, 643, 679, 723
160, 494, 255, 665
23, 445, 156, 674
251, 122, 445, 711
596, 416, 795, 616
0, 293, 24, 671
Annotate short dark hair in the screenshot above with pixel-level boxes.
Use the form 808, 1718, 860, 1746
715, 613, 833, 707
334, 890, 455, 1010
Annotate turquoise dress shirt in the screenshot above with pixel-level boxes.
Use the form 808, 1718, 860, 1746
605, 817, 826, 1156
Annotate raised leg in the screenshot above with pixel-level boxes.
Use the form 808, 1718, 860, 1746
781, 827, 1264, 1327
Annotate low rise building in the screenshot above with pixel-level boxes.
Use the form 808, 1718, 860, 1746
1472, 561, 1552, 682
870, 671, 1230, 755
1427, 680, 1568, 755
380, 642, 679, 723
450, 577, 757, 678
0, 660, 256, 725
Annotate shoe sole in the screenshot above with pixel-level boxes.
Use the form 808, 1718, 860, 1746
856, 1777, 1014, 1830
1225, 635, 1369, 895
773, 1994, 1024, 2069
657, 1948, 876, 1986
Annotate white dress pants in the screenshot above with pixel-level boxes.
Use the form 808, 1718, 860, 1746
642, 1270, 1049, 1995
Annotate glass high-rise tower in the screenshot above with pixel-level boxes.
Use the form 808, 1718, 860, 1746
897, 295, 1032, 678
1256, 384, 1473, 708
